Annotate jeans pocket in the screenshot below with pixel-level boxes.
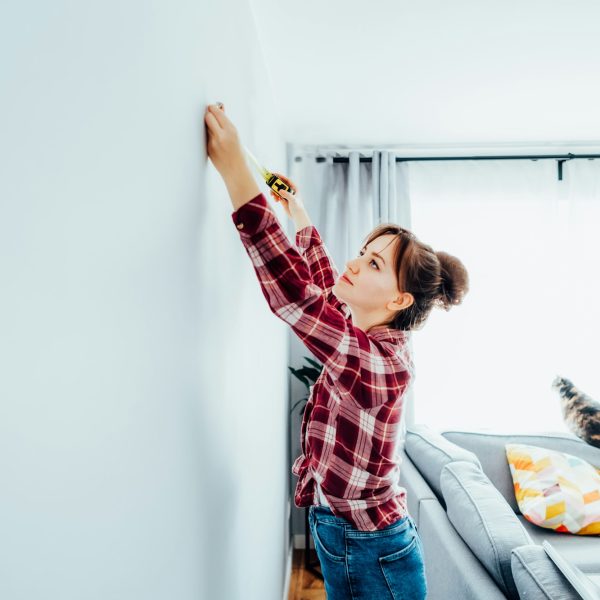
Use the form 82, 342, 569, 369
310, 513, 346, 564
309, 511, 355, 600
378, 532, 427, 600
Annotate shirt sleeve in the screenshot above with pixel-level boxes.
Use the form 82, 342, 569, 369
295, 225, 350, 317
232, 192, 411, 409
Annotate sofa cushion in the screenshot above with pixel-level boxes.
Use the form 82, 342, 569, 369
405, 425, 482, 506
511, 544, 580, 599
506, 443, 600, 535
440, 460, 533, 600
442, 430, 600, 514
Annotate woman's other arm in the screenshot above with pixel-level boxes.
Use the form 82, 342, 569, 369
272, 174, 349, 316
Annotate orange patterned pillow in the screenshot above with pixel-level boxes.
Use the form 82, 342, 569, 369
505, 443, 600, 535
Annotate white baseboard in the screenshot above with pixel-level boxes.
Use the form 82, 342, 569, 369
282, 539, 293, 600
285, 536, 317, 598
293, 533, 315, 550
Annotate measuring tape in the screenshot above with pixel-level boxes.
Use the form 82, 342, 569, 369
243, 145, 295, 199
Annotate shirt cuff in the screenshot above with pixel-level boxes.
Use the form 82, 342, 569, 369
231, 192, 276, 237
295, 224, 321, 250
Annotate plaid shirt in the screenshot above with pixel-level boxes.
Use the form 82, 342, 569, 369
232, 192, 415, 531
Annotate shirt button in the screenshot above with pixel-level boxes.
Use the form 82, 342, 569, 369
237, 223, 244, 230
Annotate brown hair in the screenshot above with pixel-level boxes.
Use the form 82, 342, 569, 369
363, 223, 470, 331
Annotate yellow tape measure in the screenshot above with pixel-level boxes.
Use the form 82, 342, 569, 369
243, 145, 295, 199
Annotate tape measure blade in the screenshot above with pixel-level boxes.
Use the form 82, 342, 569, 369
244, 146, 269, 179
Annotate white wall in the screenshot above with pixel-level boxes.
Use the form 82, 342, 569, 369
252, 0, 600, 145
0, 1, 291, 599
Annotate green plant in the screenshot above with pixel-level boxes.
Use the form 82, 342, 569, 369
288, 356, 323, 416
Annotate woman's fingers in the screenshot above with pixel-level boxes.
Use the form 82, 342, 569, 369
272, 186, 289, 198
204, 110, 221, 133
207, 104, 226, 128
269, 189, 291, 216
273, 171, 297, 192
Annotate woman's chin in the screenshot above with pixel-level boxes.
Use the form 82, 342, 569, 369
332, 282, 348, 301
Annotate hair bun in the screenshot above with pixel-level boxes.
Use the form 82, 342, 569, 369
435, 250, 470, 310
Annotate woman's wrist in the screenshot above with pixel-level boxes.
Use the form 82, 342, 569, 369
222, 161, 261, 210
219, 152, 250, 182
294, 210, 313, 232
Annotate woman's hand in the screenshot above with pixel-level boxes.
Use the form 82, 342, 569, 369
204, 102, 260, 210
204, 103, 247, 178
270, 172, 308, 223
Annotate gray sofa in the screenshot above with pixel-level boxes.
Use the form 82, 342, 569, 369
399, 425, 600, 599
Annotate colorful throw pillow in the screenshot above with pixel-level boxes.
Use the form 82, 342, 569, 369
505, 443, 600, 535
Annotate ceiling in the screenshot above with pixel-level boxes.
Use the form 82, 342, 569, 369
249, 0, 600, 151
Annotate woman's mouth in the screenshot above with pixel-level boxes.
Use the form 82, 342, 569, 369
341, 274, 353, 285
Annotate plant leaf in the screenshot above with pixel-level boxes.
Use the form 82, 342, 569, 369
304, 357, 323, 371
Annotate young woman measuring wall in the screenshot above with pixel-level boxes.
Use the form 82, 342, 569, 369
204, 102, 469, 600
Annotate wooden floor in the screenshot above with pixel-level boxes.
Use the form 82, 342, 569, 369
287, 548, 326, 600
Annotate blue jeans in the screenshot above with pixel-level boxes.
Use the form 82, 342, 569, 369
308, 505, 427, 600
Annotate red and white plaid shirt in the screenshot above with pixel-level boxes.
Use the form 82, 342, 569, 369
232, 192, 415, 531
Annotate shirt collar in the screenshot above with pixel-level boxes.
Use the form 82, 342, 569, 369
367, 325, 408, 344
343, 305, 408, 343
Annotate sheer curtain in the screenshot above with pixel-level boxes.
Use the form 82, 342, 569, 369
407, 157, 600, 433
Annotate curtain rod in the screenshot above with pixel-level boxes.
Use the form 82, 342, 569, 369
296, 152, 600, 181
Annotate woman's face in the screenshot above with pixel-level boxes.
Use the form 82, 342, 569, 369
332, 234, 413, 330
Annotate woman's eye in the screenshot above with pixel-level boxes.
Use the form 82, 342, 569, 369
358, 250, 379, 270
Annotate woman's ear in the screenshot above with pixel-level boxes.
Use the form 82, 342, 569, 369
388, 293, 413, 312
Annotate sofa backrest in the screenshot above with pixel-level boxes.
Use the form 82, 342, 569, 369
441, 430, 600, 513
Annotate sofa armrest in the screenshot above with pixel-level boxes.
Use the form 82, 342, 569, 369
398, 449, 437, 528
419, 498, 508, 600
440, 461, 532, 599
511, 544, 581, 600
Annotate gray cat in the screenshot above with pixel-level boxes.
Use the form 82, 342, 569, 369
552, 375, 600, 449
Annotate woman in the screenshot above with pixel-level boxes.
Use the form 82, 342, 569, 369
204, 102, 469, 600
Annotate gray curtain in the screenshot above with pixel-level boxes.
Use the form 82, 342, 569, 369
288, 150, 412, 275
